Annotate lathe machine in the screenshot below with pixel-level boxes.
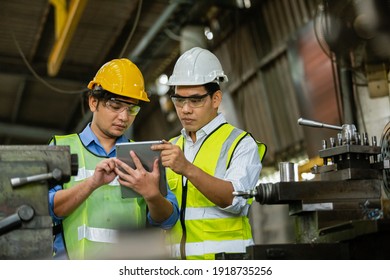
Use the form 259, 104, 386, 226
232, 118, 390, 259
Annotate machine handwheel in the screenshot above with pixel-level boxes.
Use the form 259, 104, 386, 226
381, 121, 390, 196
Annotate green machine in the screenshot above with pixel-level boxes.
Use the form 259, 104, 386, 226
0, 146, 78, 259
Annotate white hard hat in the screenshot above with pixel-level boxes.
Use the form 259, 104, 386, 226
167, 47, 228, 86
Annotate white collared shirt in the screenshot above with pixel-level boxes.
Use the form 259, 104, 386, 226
180, 113, 262, 215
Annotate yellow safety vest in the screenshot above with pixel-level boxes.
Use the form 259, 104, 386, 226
166, 123, 266, 260
53, 134, 146, 259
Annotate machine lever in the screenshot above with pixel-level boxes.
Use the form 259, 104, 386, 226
0, 205, 34, 236
10, 168, 63, 187
298, 118, 342, 130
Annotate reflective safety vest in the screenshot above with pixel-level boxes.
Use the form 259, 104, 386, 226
166, 123, 266, 260
53, 134, 146, 260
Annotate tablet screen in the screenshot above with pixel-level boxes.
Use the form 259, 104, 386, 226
116, 140, 167, 198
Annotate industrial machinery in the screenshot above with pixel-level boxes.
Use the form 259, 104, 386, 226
0, 146, 78, 259
232, 118, 390, 260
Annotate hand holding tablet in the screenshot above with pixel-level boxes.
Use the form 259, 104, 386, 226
116, 141, 167, 198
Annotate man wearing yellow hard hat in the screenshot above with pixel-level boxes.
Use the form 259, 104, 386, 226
48, 58, 179, 260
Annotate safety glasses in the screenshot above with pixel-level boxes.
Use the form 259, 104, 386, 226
170, 92, 213, 108
104, 98, 141, 116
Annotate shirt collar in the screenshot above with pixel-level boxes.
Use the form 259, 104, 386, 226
79, 123, 96, 146
79, 123, 129, 156
180, 113, 227, 143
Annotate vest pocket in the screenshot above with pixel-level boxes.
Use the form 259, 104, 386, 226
199, 218, 244, 241
167, 177, 179, 191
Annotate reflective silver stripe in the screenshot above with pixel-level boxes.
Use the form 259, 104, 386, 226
74, 167, 94, 181
185, 206, 248, 220
170, 239, 254, 258
214, 128, 244, 177
170, 136, 181, 145
109, 177, 120, 186
302, 203, 333, 211
74, 167, 119, 186
78, 224, 118, 243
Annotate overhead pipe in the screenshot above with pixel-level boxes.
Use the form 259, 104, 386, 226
128, 1, 181, 62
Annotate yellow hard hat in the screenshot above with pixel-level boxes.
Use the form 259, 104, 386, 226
87, 58, 150, 102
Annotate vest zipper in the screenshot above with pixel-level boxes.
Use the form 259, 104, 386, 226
179, 180, 188, 259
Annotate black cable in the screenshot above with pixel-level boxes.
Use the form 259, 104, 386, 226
11, 31, 87, 95
119, 0, 143, 58
313, 3, 336, 62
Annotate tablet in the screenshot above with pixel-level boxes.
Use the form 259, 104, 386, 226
116, 140, 167, 198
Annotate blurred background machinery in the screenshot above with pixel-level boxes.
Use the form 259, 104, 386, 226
232, 118, 390, 260
0, 146, 77, 259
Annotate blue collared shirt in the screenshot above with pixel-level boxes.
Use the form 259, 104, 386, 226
48, 124, 179, 259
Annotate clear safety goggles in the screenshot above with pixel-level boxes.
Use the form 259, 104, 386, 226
104, 98, 141, 116
170, 92, 213, 108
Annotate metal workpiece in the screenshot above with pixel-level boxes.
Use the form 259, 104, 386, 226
0, 145, 78, 259
279, 162, 298, 182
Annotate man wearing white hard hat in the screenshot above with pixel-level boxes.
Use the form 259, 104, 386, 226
152, 47, 266, 260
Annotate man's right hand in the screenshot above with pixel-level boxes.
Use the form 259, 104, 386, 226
89, 158, 117, 189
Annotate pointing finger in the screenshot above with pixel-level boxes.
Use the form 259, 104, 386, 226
129, 150, 145, 171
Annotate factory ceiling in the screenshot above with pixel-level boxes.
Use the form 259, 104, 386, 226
0, 0, 249, 144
